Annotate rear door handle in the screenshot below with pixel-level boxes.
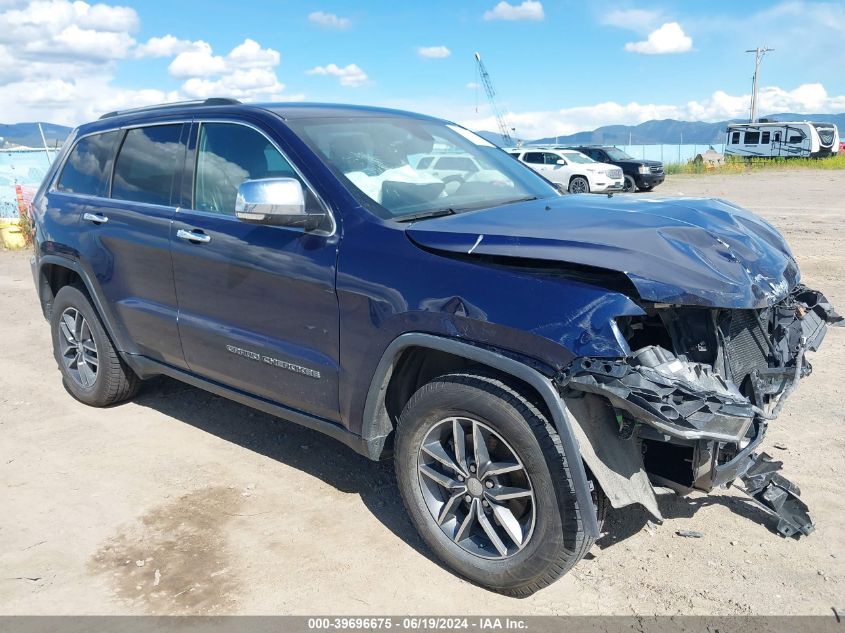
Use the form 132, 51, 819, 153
176, 228, 211, 244
82, 212, 108, 224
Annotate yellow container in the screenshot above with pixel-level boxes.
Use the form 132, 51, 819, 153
0, 218, 26, 250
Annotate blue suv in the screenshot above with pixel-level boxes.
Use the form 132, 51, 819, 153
30, 99, 839, 595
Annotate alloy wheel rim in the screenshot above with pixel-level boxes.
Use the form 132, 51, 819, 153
571, 178, 587, 193
58, 307, 99, 388
623, 178, 634, 192
416, 416, 536, 560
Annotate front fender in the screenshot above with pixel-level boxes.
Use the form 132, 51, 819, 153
361, 332, 601, 538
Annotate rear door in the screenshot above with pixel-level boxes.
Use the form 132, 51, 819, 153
170, 119, 341, 421
73, 121, 188, 368
521, 151, 548, 175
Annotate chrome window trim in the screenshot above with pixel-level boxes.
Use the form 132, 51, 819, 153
48, 117, 337, 236
191, 118, 337, 237
50, 120, 191, 199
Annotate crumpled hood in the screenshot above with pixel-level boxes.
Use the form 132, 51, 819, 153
406, 195, 800, 308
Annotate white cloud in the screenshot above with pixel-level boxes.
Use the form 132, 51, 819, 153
0, 0, 138, 66
625, 22, 693, 54
135, 34, 199, 58
168, 41, 226, 78
602, 8, 662, 32
483, 1, 544, 22
458, 83, 845, 140
307, 63, 368, 87
418, 45, 451, 59
308, 10, 350, 29
0, 2, 298, 125
466, 82, 480, 90
170, 39, 286, 100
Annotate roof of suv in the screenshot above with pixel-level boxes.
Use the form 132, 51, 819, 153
87, 98, 441, 129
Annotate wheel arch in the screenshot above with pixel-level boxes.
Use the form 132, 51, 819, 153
361, 332, 600, 537
36, 255, 134, 355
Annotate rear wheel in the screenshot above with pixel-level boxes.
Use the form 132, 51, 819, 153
568, 176, 590, 194
394, 372, 598, 596
50, 285, 140, 407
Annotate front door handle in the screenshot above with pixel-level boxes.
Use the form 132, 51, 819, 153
176, 228, 211, 244
82, 212, 108, 224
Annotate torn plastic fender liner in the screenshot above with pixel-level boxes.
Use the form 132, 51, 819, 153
565, 394, 662, 521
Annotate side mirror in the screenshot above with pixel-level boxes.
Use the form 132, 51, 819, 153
235, 178, 326, 231
556, 158, 567, 165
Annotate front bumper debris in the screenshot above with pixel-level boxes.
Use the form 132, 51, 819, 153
737, 452, 814, 538
555, 284, 840, 539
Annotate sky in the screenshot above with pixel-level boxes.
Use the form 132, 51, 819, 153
1, 0, 844, 139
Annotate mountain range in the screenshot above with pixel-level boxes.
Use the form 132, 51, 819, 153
1, 122, 71, 149
477, 112, 845, 147
2, 112, 844, 150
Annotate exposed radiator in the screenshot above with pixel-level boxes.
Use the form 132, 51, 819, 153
724, 310, 770, 384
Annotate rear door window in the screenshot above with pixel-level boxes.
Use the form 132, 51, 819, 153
56, 130, 121, 196
112, 124, 185, 206
523, 152, 544, 164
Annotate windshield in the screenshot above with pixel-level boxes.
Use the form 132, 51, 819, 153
604, 147, 635, 161
285, 116, 559, 219
560, 151, 594, 164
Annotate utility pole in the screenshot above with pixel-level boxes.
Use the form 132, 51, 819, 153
746, 46, 774, 123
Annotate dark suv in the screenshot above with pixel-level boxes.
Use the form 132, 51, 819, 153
569, 145, 664, 192
30, 99, 839, 596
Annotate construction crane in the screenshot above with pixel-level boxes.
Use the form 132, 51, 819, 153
474, 52, 515, 146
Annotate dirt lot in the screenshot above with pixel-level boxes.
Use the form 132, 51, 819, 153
1, 169, 843, 615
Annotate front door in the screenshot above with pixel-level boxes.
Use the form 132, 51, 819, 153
170, 120, 341, 422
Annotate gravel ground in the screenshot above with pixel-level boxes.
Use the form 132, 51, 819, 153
0, 169, 843, 615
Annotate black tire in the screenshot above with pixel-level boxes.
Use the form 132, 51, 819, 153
622, 175, 637, 193
50, 284, 140, 407
394, 372, 598, 596
568, 176, 590, 194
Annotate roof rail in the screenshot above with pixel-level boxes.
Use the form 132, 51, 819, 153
99, 97, 242, 120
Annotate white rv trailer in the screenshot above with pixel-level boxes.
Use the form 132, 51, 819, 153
725, 121, 839, 158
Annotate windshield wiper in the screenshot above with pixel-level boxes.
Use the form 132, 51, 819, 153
493, 196, 539, 207
395, 207, 457, 223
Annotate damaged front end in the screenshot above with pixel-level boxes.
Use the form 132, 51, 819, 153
556, 284, 841, 538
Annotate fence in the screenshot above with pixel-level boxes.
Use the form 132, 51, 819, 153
614, 143, 726, 166
1, 148, 58, 218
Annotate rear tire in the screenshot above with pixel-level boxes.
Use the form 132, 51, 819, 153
394, 372, 598, 596
50, 285, 140, 407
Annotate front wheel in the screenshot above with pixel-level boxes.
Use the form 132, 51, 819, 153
394, 372, 597, 596
622, 175, 637, 193
568, 176, 590, 194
